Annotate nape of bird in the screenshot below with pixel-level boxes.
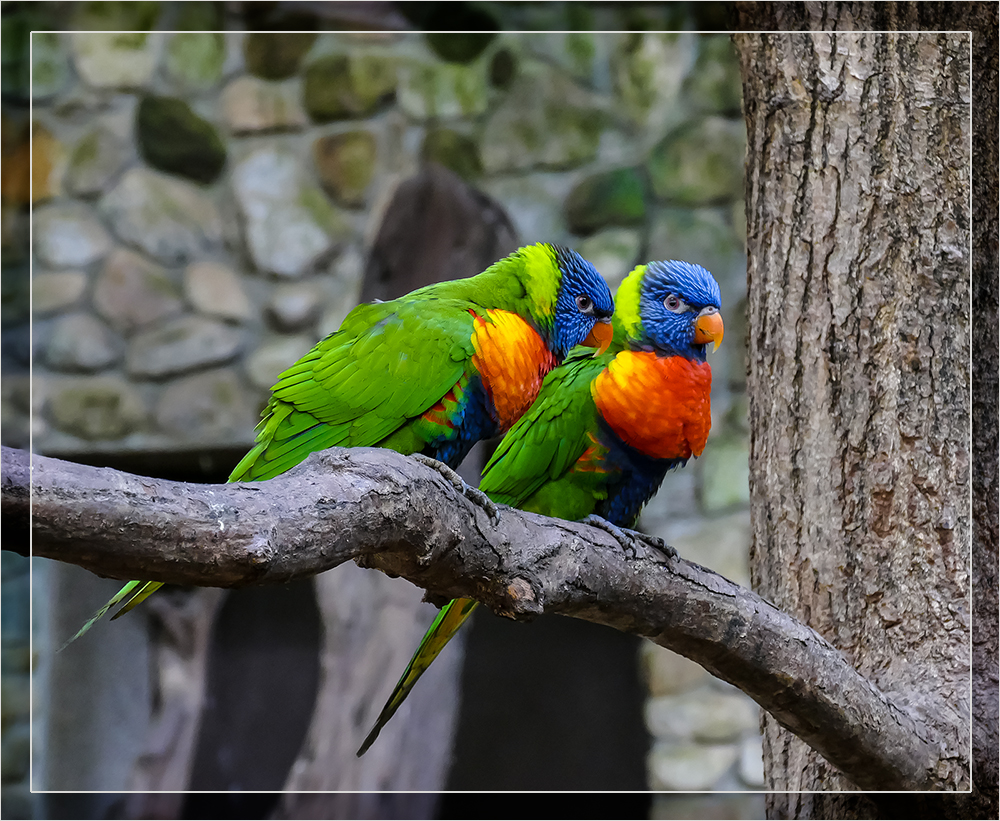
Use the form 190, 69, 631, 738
357, 258, 723, 756
65, 243, 615, 647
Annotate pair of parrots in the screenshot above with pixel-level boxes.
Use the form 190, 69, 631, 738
69, 242, 723, 758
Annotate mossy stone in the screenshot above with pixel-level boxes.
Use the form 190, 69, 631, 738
398, 59, 488, 120
648, 117, 745, 205
612, 31, 689, 128
426, 32, 496, 64
303, 54, 396, 122
73, 1, 160, 30
421, 128, 482, 181
66, 126, 129, 197
175, 1, 223, 30
684, 35, 743, 115
156, 369, 259, 439
313, 131, 377, 207
565, 167, 646, 236
43, 313, 122, 373
244, 32, 317, 80
136, 95, 226, 184
166, 32, 226, 89
47, 377, 148, 440
127, 317, 243, 379
481, 70, 607, 173
100, 167, 222, 264
231, 147, 351, 278
70, 29, 161, 89
566, 32, 597, 78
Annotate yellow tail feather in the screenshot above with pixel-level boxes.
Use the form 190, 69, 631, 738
356, 597, 479, 756
109, 581, 164, 620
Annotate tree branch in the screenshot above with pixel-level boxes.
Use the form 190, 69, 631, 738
2, 445, 959, 792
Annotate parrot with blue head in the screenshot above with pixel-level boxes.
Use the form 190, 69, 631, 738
357, 259, 722, 756
66, 243, 615, 645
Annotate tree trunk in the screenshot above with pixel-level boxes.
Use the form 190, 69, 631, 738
734, 5, 996, 818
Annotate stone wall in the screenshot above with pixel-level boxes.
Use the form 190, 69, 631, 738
3, 5, 760, 814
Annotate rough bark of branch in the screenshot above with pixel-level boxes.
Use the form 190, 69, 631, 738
2, 444, 963, 792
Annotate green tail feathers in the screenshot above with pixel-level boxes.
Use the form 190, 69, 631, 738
59, 580, 163, 650
357, 597, 479, 757
108, 581, 163, 620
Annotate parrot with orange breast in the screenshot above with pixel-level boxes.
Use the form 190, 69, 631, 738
357, 259, 723, 756
66, 243, 614, 645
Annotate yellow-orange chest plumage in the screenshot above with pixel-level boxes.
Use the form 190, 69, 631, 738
592, 350, 712, 460
470, 309, 557, 430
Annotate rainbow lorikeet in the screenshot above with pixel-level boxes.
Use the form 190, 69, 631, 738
357, 259, 722, 756
66, 243, 615, 645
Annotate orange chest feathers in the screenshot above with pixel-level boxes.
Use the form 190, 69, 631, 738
469, 309, 557, 431
593, 350, 713, 461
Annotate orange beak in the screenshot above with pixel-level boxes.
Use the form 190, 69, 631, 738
694, 309, 724, 352
583, 319, 614, 355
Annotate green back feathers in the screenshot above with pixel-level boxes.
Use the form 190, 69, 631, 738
479, 348, 608, 516
399, 242, 563, 326
230, 299, 476, 482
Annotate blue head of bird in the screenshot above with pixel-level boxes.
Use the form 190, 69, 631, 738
549, 245, 615, 359
628, 260, 724, 362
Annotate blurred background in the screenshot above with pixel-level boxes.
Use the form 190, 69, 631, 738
2, 2, 760, 818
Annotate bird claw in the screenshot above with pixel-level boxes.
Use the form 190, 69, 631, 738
581, 515, 678, 560
411, 454, 501, 525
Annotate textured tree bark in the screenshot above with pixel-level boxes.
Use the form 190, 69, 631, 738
733, 6, 994, 817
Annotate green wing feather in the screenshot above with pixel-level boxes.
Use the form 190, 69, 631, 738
108, 581, 164, 621
480, 347, 611, 519
233, 298, 477, 482
356, 596, 479, 757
